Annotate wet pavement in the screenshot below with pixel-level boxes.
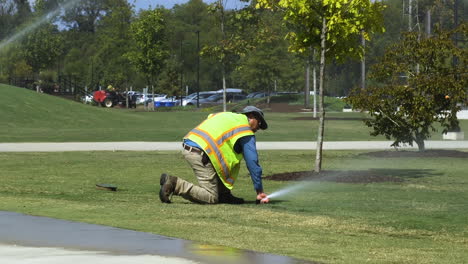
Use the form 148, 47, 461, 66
0, 245, 196, 264
0, 211, 313, 264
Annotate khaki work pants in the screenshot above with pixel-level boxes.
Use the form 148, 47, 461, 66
174, 148, 229, 204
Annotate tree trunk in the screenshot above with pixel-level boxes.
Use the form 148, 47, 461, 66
415, 133, 426, 152
222, 68, 227, 112
315, 17, 327, 173
267, 85, 271, 106
313, 49, 317, 118
219, 0, 227, 112
305, 57, 310, 109
361, 31, 365, 90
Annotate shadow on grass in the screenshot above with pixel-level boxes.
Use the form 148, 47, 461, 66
244, 199, 288, 205
264, 168, 442, 183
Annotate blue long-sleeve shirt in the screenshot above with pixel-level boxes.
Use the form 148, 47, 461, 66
183, 136, 263, 191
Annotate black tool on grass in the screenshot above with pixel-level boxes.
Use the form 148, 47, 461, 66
96, 184, 117, 191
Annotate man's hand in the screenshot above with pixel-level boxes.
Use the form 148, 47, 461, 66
256, 192, 270, 204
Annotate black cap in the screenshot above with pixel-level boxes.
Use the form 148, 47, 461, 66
241, 106, 268, 130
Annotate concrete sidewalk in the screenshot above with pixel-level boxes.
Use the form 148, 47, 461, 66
0, 211, 313, 264
1, 140, 467, 152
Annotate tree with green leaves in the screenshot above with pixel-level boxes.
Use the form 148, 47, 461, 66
202, 1, 268, 111
21, 23, 63, 74
0, 0, 33, 82
126, 8, 169, 87
0, 1, 13, 41
231, 8, 302, 95
346, 24, 467, 151
256, 0, 385, 172
61, 0, 106, 33
233, 43, 302, 93
93, 0, 134, 88
167, 0, 216, 95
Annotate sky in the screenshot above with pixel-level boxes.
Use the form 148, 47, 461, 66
131, 0, 248, 10
131, 0, 191, 9
26, 0, 247, 11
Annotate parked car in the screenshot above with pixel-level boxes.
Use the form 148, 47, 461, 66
253, 92, 268, 98
154, 96, 178, 107
153, 94, 167, 102
200, 93, 223, 105
246, 91, 279, 99
215, 88, 244, 94
137, 94, 166, 104
200, 93, 247, 107
246, 92, 263, 98
182, 91, 218, 106
81, 93, 93, 104
137, 94, 149, 104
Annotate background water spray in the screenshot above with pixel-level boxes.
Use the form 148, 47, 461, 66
0, 0, 80, 52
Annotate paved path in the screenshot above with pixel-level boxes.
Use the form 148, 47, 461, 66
0, 211, 312, 264
1, 140, 467, 152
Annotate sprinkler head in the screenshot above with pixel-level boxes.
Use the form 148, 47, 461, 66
256, 197, 270, 204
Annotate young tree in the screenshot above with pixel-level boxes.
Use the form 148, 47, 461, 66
346, 24, 467, 151
256, 0, 385, 172
202, 1, 268, 111
126, 8, 169, 87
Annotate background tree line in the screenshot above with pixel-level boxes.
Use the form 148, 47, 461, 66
0, 0, 464, 97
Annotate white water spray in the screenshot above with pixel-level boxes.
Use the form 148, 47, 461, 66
267, 182, 314, 199
267, 170, 352, 199
0, 0, 80, 52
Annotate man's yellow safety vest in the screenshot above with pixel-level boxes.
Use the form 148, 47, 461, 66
184, 112, 254, 189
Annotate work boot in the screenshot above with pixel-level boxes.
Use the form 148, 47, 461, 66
159, 173, 177, 203
218, 192, 244, 204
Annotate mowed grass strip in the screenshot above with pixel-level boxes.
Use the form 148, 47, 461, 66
3, 84, 467, 142
0, 150, 467, 263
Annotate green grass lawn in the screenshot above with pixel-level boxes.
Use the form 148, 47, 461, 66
2, 84, 467, 142
1, 84, 468, 263
0, 150, 467, 263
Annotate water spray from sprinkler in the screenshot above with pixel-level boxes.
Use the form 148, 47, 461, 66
256, 182, 315, 204
267, 183, 311, 199
0, 0, 80, 52
263, 170, 352, 202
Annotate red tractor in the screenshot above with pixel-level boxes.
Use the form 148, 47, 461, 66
93, 90, 136, 108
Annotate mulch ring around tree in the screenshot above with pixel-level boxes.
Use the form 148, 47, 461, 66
292, 116, 370, 121
362, 149, 468, 158
264, 170, 404, 183
258, 103, 309, 113
265, 150, 467, 183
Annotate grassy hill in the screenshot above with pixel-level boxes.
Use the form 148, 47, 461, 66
0, 84, 209, 142
0, 84, 368, 142
1, 84, 465, 143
